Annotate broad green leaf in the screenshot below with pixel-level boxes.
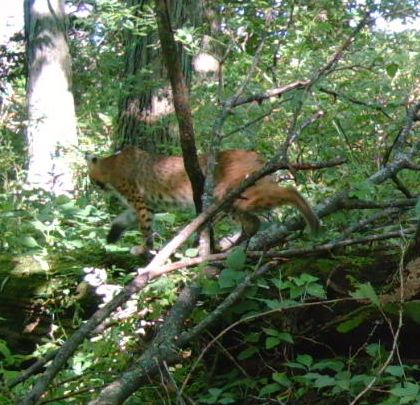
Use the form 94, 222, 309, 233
365, 343, 386, 359
306, 283, 327, 299
272, 372, 291, 387
0, 340, 12, 362
226, 247, 246, 270
390, 382, 419, 398
262, 328, 279, 337
219, 398, 236, 404
237, 346, 258, 360
277, 332, 294, 344
386, 63, 399, 78
296, 354, 313, 368
385, 365, 405, 377
259, 383, 282, 397
312, 359, 345, 372
298, 273, 319, 284
314, 375, 336, 388
201, 279, 221, 295
351, 283, 380, 307
265, 337, 281, 349
337, 311, 370, 333
20, 236, 40, 248
218, 268, 244, 288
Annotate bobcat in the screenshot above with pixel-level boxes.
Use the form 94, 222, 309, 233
86, 146, 320, 254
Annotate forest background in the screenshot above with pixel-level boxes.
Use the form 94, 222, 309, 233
0, 0, 419, 404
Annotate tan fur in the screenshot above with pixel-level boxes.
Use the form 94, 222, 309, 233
86, 146, 320, 253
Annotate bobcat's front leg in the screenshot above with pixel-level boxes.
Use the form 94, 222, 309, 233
130, 197, 154, 256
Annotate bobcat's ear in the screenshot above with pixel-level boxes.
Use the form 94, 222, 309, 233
85, 153, 98, 164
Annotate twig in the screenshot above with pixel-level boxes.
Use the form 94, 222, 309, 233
320, 86, 391, 118
349, 246, 406, 404
337, 208, 400, 239
391, 175, 414, 198
7, 350, 58, 388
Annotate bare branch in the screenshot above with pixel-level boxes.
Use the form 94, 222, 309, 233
339, 197, 418, 210
319, 86, 392, 118
382, 102, 420, 165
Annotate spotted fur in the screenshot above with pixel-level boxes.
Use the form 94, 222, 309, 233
86, 146, 320, 254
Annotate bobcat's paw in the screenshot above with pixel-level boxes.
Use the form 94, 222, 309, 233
130, 245, 148, 256
130, 245, 157, 258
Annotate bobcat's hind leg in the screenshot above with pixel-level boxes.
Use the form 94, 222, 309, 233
219, 211, 260, 251
130, 198, 154, 256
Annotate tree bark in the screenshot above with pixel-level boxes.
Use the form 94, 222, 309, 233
24, 0, 78, 196
117, 0, 201, 151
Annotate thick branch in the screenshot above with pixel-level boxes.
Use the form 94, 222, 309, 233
339, 197, 417, 210
154, 0, 204, 212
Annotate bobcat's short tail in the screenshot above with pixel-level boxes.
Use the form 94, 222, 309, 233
236, 184, 320, 233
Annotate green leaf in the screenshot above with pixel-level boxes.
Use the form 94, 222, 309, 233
226, 247, 246, 270
306, 283, 327, 299
277, 332, 294, 344
313, 375, 336, 388
272, 372, 291, 387
262, 328, 279, 337
312, 359, 345, 372
237, 346, 258, 360
386, 63, 399, 78
365, 343, 386, 359
201, 279, 221, 295
219, 398, 236, 404
259, 383, 282, 396
185, 248, 199, 258
351, 282, 380, 307
404, 301, 420, 324
20, 236, 40, 248
337, 311, 370, 333
390, 382, 419, 398
265, 337, 281, 349
298, 273, 319, 284
296, 354, 313, 368
0, 340, 12, 362
285, 361, 307, 370
261, 299, 296, 309
385, 365, 405, 377
244, 332, 261, 343
218, 268, 244, 288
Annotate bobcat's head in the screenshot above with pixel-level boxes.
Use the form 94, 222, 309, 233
85, 153, 107, 189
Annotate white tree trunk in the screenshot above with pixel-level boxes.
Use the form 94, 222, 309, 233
24, 0, 78, 196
